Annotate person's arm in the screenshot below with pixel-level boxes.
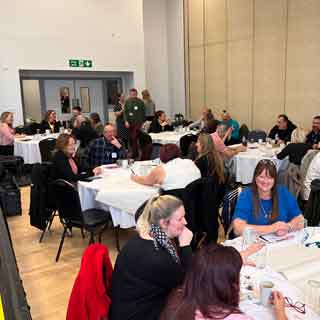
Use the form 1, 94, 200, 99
222, 145, 246, 158
114, 104, 124, 117
272, 292, 288, 320
233, 218, 289, 236
0, 125, 15, 144
189, 119, 201, 129
131, 166, 165, 186
276, 144, 291, 160
269, 126, 277, 139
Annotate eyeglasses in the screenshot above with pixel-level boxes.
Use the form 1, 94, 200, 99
285, 297, 306, 314
259, 159, 276, 167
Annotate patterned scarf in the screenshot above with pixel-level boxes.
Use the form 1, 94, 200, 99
150, 224, 180, 264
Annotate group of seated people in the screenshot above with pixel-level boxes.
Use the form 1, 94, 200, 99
109, 156, 304, 320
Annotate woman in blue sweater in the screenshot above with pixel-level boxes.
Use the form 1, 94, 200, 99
233, 159, 304, 236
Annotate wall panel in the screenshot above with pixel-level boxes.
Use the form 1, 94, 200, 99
286, 0, 320, 129
205, 0, 226, 44
189, 47, 205, 119
253, 0, 287, 131
188, 0, 204, 47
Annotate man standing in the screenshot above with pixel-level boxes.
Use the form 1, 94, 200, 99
124, 88, 146, 158
306, 115, 320, 148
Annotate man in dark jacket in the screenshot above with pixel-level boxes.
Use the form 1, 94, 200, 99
268, 114, 296, 143
124, 88, 145, 158
306, 115, 320, 148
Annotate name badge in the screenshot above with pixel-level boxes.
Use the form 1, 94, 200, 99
129, 112, 133, 116
134, 105, 138, 110
111, 152, 117, 159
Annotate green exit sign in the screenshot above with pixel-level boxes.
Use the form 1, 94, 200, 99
69, 59, 93, 68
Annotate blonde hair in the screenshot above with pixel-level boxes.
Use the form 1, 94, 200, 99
197, 133, 225, 184
136, 195, 183, 235
291, 127, 307, 143
142, 89, 151, 102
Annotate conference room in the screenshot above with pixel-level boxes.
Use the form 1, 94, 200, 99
1, 1, 320, 319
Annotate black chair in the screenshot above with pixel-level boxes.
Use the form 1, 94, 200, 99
39, 138, 56, 162
51, 179, 113, 262
180, 134, 198, 158
184, 177, 225, 248
220, 186, 244, 239
304, 179, 320, 226
138, 131, 153, 161
239, 124, 249, 141
151, 143, 162, 160
247, 130, 267, 142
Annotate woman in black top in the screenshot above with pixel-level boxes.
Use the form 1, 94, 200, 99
52, 133, 94, 182
110, 195, 193, 320
149, 110, 173, 133
40, 110, 62, 133
194, 133, 225, 184
276, 128, 311, 165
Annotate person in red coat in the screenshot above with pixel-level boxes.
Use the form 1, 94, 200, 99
66, 244, 113, 320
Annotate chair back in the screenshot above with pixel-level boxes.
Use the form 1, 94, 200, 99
180, 134, 198, 157
51, 179, 82, 223
248, 130, 267, 142
39, 138, 56, 162
184, 177, 225, 244
239, 124, 249, 141
304, 179, 320, 226
138, 131, 153, 160
220, 186, 244, 238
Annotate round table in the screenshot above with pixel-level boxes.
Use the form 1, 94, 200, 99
233, 144, 288, 184
149, 130, 197, 145
225, 229, 320, 319
14, 133, 59, 164
78, 161, 159, 228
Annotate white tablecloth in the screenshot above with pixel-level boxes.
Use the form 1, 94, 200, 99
226, 229, 320, 319
233, 144, 288, 184
14, 133, 59, 164
78, 162, 159, 228
149, 130, 197, 145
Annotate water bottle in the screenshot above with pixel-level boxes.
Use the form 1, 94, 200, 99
242, 136, 247, 147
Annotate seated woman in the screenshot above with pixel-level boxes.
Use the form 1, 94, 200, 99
276, 127, 311, 166
0, 112, 16, 155
161, 244, 288, 320
110, 195, 193, 320
52, 133, 95, 183
89, 112, 104, 137
131, 144, 201, 191
40, 110, 62, 133
233, 159, 304, 236
148, 110, 173, 133
194, 133, 225, 183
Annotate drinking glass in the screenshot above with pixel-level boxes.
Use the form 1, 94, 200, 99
296, 218, 308, 245
242, 227, 258, 250
255, 245, 267, 269
305, 280, 320, 313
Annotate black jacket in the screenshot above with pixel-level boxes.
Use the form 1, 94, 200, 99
40, 120, 62, 134
72, 122, 98, 148
148, 119, 173, 133
276, 143, 311, 166
268, 120, 296, 142
52, 150, 92, 182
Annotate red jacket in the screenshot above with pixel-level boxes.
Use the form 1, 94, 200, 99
66, 244, 113, 320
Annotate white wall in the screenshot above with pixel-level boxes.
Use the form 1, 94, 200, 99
0, 0, 146, 125
143, 0, 170, 114
143, 0, 186, 117
167, 0, 186, 116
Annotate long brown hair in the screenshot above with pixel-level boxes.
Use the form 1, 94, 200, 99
44, 110, 56, 122
55, 133, 76, 156
161, 244, 243, 320
252, 159, 279, 221
196, 133, 225, 184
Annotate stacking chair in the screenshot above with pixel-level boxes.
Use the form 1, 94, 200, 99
247, 130, 267, 142
51, 179, 113, 262
180, 134, 198, 158
39, 138, 56, 162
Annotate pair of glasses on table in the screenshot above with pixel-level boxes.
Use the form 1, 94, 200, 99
285, 297, 306, 314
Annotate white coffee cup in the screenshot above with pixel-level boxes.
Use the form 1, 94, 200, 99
122, 159, 128, 169
258, 139, 263, 144
260, 281, 274, 307
45, 129, 50, 135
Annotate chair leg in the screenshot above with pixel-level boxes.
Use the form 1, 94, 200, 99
39, 222, 49, 243
47, 212, 56, 231
81, 228, 85, 239
114, 226, 120, 252
89, 232, 95, 245
56, 227, 67, 262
